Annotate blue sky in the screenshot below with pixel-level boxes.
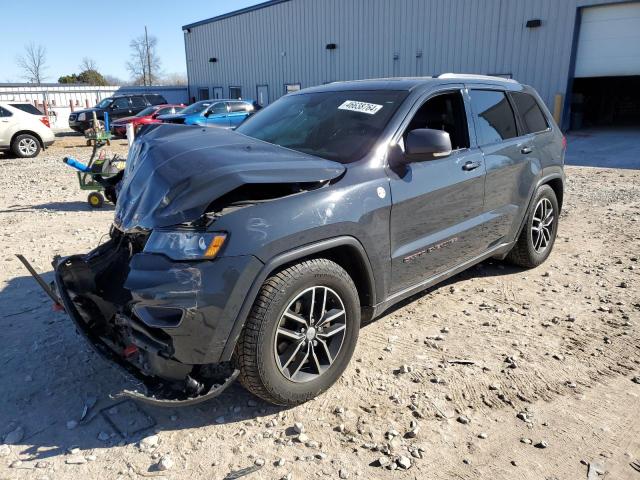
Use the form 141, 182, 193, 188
1, 0, 263, 83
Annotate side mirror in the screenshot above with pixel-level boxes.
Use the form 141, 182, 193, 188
404, 128, 452, 161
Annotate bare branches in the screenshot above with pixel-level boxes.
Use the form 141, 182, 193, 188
79, 57, 98, 73
16, 43, 48, 84
126, 28, 162, 86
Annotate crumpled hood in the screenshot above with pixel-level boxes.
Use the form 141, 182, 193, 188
114, 124, 345, 232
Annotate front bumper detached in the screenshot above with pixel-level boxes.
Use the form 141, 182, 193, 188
19, 235, 260, 406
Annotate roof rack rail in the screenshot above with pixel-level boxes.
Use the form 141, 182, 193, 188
437, 73, 518, 83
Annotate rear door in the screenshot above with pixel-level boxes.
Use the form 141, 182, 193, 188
227, 101, 252, 127
468, 88, 537, 247
388, 87, 488, 293
204, 102, 230, 127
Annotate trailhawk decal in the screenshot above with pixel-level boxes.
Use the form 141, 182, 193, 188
403, 237, 460, 263
338, 100, 383, 115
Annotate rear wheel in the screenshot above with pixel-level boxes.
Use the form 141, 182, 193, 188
235, 259, 360, 406
506, 184, 559, 268
11, 134, 41, 158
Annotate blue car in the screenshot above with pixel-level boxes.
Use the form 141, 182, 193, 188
158, 99, 254, 128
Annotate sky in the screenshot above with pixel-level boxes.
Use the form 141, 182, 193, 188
0, 0, 263, 83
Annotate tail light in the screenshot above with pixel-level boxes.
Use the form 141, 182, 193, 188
40, 116, 50, 128
562, 136, 567, 150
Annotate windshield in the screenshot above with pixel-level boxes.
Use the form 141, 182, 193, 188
136, 106, 157, 117
96, 98, 112, 109
180, 101, 211, 115
236, 90, 408, 163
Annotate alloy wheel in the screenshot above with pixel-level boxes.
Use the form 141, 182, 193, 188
531, 197, 554, 253
274, 286, 347, 383
18, 138, 38, 156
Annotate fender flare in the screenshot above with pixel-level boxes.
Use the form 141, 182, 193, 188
219, 236, 377, 361
514, 171, 565, 243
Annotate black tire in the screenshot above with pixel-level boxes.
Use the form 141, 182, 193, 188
234, 258, 360, 406
11, 134, 41, 158
87, 192, 104, 208
506, 184, 559, 268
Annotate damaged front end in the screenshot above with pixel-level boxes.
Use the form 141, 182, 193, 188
52, 227, 241, 405
22, 124, 346, 405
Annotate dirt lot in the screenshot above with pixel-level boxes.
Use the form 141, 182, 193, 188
0, 135, 639, 480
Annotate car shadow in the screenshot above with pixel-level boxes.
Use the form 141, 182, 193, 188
0, 201, 114, 213
1, 259, 521, 460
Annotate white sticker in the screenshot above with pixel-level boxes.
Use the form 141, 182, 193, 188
338, 100, 383, 115
377, 186, 386, 199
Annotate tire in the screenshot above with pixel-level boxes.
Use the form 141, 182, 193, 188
87, 192, 104, 208
235, 258, 361, 406
506, 184, 559, 268
11, 134, 41, 158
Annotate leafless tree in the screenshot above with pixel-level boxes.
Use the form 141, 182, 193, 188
126, 28, 162, 86
16, 43, 48, 84
79, 57, 98, 72
163, 72, 188, 86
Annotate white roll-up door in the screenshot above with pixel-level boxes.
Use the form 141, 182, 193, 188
574, 2, 640, 78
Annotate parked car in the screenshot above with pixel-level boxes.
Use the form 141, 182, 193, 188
68, 93, 168, 133
110, 104, 185, 137
158, 99, 254, 128
0, 102, 54, 158
41, 75, 565, 406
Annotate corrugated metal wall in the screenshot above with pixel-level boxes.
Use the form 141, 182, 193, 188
184, 0, 628, 109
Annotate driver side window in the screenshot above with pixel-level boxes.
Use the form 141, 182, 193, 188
404, 91, 470, 151
112, 98, 130, 109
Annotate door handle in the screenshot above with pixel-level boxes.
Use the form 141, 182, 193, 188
462, 160, 481, 171
521, 146, 533, 154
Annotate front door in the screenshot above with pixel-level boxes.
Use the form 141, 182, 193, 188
213, 87, 223, 100
388, 89, 487, 293
109, 97, 133, 120
256, 85, 269, 107
204, 102, 230, 127
0, 106, 13, 145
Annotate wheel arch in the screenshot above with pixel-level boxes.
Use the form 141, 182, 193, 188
11, 130, 44, 149
220, 236, 377, 361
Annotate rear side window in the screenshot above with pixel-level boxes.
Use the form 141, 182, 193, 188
130, 96, 146, 108
10, 103, 42, 115
145, 95, 167, 105
0, 106, 13, 117
229, 102, 251, 113
469, 90, 518, 145
511, 92, 549, 133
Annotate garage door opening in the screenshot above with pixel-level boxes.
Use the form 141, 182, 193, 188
570, 76, 640, 129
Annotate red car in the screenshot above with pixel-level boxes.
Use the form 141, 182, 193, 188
110, 104, 184, 137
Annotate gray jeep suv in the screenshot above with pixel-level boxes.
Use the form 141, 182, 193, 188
40, 74, 565, 406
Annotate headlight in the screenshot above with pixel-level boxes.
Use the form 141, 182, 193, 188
77, 112, 86, 121
144, 231, 227, 260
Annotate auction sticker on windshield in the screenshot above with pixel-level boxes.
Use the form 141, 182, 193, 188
338, 100, 383, 115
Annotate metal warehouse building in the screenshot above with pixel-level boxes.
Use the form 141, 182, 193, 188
183, 0, 640, 130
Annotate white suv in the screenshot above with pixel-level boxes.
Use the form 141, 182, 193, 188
0, 102, 55, 158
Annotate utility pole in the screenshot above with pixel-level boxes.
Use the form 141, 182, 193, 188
144, 25, 152, 86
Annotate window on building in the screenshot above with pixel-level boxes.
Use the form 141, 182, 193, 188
511, 92, 549, 134
469, 90, 518, 145
229, 86, 242, 99
285, 83, 301, 94
404, 91, 469, 150
198, 88, 209, 101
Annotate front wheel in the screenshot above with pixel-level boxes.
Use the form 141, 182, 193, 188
235, 259, 360, 406
506, 184, 559, 268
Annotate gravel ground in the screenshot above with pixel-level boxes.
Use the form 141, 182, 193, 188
0, 135, 639, 480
